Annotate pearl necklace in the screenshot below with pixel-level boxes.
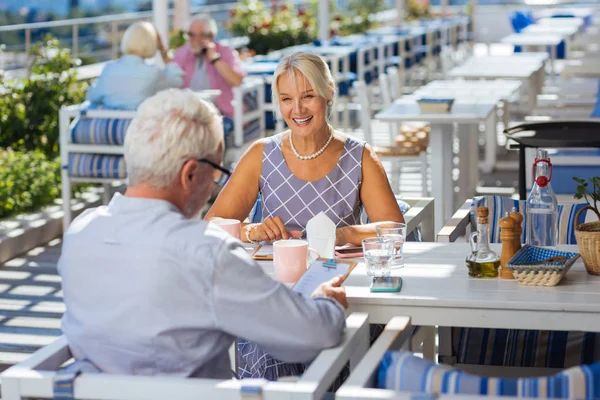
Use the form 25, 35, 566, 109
289, 128, 334, 160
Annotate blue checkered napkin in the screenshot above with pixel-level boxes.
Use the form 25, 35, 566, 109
507, 245, 579, 272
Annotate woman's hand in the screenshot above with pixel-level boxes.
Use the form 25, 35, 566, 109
248, 217, 294, 242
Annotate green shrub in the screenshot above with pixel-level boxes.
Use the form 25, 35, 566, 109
0, 35, 87, 158
0, 149, 61, 219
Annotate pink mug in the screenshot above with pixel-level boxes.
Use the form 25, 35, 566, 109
273, 240, 320, 283
211, 218, 241, 239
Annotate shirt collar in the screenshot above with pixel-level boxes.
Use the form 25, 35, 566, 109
108, 193, 182, 215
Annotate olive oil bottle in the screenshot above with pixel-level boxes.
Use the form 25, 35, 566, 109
466, 207, 500, 278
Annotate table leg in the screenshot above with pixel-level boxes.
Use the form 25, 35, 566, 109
457, 123, 478, 204
550, 45, 557, 83
482, 109, 497, 174
430, 124, 454, 232
519, 144, 527, 200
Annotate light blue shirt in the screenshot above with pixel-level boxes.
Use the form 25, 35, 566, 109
85, 55, 184, 110
58, 194, 345, 379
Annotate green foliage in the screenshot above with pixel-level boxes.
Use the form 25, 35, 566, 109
169, 30, 187, 50
0, 149, 61, 219
406, 0, 431, 21
573, 176, 600, 217
226, 0, 383, 55
0, 35, 87, 158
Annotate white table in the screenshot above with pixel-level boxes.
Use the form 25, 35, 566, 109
412, 80, 522, 189
255, 242, 600, 331
500, 33, 564, 79
449, 55, 547, 113
562, 59, 600, 79
538, 16, 585, 31
374, 101, 496, 231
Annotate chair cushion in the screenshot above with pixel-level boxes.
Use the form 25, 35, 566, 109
453, 328, 600, 369
470, 196, 589, 245
70, 117, 131, 145
67, 153, 127, 179
377, 350, 600, 398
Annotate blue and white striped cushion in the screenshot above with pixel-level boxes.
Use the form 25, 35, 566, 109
67, 153, 126, 179
471, 196, 589, 245
70, 117, 131, 145
378, 350, 600, 398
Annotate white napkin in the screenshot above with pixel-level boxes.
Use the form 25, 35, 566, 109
306, 212, 336, 259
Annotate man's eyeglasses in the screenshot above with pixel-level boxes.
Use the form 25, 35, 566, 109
198, 158, 231, 186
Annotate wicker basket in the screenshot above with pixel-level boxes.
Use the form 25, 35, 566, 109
574, 206, 600, 276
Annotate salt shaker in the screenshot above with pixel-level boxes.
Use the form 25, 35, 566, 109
509, 207, 523, 251
499, 212, 517, 280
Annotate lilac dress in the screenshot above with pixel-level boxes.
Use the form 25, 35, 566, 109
237, 133, 367, 381
259, 133, 364, 233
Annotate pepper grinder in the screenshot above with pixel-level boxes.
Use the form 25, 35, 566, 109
509, 207, 523, 251
499, 212, 517, 279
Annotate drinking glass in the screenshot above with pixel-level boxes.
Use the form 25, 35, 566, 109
376, 222, 406, 269
362, 237, 395, 277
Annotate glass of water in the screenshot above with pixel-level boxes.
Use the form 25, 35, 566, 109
376, 222, 406, 269
362, 237, 395, 277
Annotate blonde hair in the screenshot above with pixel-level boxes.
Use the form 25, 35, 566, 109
272, 52, 336, 120
120, 22, 158, 59
124, 89, 223, 189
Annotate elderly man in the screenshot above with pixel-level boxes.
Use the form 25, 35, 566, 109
58, 89, 347, 379
174, 15, 244, 120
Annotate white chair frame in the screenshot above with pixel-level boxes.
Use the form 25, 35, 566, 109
59, 81, 266, 231
1, 314, 370, 400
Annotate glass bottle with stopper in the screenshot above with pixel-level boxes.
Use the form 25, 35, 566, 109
466, 206, 500, 278
526, 149, 558, 248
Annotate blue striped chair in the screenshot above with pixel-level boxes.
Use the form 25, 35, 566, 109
338, 316, 600, 400
377, 351, 600, 398
438, 195, 599, 372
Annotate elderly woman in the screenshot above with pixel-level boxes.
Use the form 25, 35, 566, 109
173, 14, 245, 120
86, 21, 183, 109
207, 52, 404, 245
207, 52, 403, 381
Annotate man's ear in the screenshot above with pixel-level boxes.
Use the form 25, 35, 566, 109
180, 159, 200, 191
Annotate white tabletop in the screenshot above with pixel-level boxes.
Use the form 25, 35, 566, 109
538, 16, 585, 28
536, 8, 593, 19
501, 33, 564, 46
521, 24, 579, 36
449, 55, 544, 79
343, 243, 600, 330
255, 242, 600, 330
415, 80, 522, 102
375, 100, 496, 123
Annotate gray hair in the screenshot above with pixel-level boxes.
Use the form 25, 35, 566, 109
272, 52, 336, 120
120, 21, 158, 59
186, 14, 218, 38
124, 89, 223, 189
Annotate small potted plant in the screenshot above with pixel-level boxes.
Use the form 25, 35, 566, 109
573, 176, 600, 275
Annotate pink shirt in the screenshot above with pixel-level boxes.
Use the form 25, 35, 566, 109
173, 42, 245, 119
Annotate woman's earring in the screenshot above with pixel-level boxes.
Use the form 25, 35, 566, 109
327, 100, 333, 106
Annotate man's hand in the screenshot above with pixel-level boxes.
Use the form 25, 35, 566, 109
202, 40, 218, 59
312, 275, 348, 309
